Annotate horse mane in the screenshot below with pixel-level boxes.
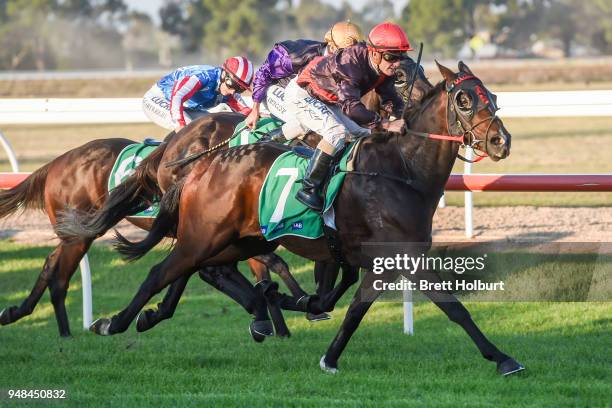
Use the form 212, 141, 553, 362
403, 80, 445, 124
367, 80, 446, 144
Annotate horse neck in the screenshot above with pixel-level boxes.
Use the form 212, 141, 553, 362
402, 91, 460, 199
358, 89, 459, 203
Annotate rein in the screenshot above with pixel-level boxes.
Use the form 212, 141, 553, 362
401, 74, 502, 164
164, 133, 234, 168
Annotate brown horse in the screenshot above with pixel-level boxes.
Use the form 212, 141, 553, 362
1, 57, 431, 338
88, 62, 523, 376
54, 58, 433, 335
0, 114, 304, 338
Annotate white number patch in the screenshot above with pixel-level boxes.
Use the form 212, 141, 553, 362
270, 167, 299, 223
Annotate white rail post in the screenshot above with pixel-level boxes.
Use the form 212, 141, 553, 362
464, 147, 474, 238
79, 255, 93, 329
438, 194, 446, 208
402, 278, 414, 335
0, 130, 20, 172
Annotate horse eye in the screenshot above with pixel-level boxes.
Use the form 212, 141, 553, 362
395, 69, 407, 84
456, 91, 473, 111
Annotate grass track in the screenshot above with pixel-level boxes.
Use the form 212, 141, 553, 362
0, 242, 610, 406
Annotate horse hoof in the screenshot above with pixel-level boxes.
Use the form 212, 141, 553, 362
136, 310, 155, 333
0, 307, 12, 325
306, 312, 331, 322
249, 320, 274, 343
89, 318, 112, 336
497, 358, 525, 376
319, 355, 338, 374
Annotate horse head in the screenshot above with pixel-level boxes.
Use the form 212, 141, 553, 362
434, 61, 511, 161
395, 57, 433, 106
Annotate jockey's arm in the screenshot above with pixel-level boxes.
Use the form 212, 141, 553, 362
227, 93, 252, 116
248, 45, 293, 128
170, 75, 203, 127
338, 80, 381, 130
251, 45, 294, 104
376, 77, 405, 119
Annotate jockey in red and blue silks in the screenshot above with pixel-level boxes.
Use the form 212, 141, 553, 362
143, 56, 254, 131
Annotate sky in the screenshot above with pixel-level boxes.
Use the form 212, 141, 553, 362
126, 0, 408, 25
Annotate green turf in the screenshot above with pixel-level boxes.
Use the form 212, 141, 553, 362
0, 241, 609, 407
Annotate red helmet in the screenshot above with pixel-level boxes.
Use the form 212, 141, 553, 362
222, 56, 254, 90
367, 22, 413, 53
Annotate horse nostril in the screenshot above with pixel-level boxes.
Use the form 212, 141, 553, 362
490, 136, 504, 146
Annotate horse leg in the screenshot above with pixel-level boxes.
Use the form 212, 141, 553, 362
0, 240, 88, 337
416, 270, 525, 376
225, 264, 275, 341
135, 274, 191, 333
308, 263, 359, 316
199, 265, 274, 341
198, 266, 255, 313
0, 247, 60, 329
252, 276, 291, 338
90, 247, 197, 336
320, 270, 385, 373
315, 260, 340, 297
47, 239, 92, 337
249, 254, 308, 299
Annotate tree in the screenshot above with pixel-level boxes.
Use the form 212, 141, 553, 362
0, 0, 57, 70
402, 0, 465, 57
201, 0, 279, 61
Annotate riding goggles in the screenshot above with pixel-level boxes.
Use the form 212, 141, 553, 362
224, 75, 247, 92
382, 52, 406, 62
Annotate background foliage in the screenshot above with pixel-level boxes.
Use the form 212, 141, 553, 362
0, 0, 611, 70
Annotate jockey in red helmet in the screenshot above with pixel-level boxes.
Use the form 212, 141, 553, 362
289, 22, 411, 211
142, 56, 254, 131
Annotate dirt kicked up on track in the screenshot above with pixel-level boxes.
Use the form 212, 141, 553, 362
1, 206, 611, 246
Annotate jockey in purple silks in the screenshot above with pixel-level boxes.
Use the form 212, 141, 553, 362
245, 21, 364, 140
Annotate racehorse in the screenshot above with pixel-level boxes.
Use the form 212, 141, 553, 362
54, 59, 432, 335
0, 59, 431, 338
0, 128, 284, 335
87, 62, 523, 376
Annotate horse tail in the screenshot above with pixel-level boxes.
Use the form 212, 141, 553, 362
0, 163, 49, 219
55, 144, 166, 241
113, 178, 184, 262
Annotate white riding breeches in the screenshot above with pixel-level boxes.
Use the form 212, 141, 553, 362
283, 77, 370, 152
261, 84, 307, 140
142, 85, 213, 130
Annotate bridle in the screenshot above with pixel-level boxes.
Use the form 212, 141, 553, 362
402, 73, 501, 163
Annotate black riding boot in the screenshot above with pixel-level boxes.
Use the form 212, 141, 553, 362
296, 148, 334, 211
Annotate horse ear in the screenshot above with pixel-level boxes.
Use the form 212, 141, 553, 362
458, 61, 474, 76
435, 60, 455, 83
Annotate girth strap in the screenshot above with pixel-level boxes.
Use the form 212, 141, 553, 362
322, 225, 349, 268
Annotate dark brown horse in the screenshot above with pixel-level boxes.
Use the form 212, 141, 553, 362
54, 58, 433, 335
87, 62, 523, 376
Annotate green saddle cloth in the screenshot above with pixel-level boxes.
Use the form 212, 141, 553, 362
258, 143, 356, 241
108, 119, 285, 218
108, 143, 160, 218
229, 117, 284, 147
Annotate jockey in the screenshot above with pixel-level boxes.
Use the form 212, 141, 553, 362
142, 56, 254, 131
290, 22, 411, 211
245, 20, 364, 136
